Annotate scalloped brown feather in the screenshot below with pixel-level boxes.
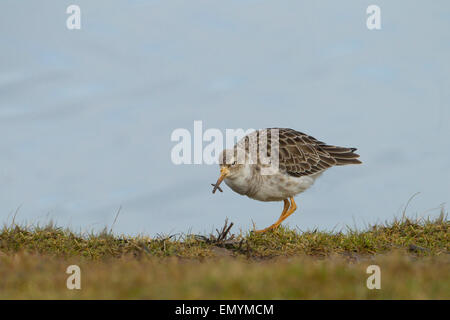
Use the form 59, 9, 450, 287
234, 128, 362, 178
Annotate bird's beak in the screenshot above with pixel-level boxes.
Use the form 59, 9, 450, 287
212, 167, 230, 194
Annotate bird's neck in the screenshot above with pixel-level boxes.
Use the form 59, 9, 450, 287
225, 165, 261, 196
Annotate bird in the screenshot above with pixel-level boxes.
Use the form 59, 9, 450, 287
211, 128, 362, 233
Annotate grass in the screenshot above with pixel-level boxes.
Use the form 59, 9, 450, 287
0, 213, 448, 299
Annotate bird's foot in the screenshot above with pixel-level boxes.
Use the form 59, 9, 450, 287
252, 198, 297, 234
252, 224, 280, 233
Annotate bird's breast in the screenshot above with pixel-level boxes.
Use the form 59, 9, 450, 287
224, 175, 252, 196
248, 172, 322, 202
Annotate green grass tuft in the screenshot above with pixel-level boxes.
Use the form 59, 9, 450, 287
0, 214, 448, 299
1, 214, 448, 260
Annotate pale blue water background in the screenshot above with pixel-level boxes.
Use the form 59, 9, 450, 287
0, 1, 449, 235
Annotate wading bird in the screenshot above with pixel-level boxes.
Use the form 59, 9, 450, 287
212, 128, 361, 233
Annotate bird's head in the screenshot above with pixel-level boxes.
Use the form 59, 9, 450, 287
212, 149, 245, 193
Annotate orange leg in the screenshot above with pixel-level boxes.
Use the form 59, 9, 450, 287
278, 199, 290, 219
254, 197, 297, 233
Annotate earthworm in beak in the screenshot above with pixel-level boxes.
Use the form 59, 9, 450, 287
211, 167, 229, 194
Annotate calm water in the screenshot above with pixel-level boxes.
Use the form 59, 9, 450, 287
1, 1, 449, 235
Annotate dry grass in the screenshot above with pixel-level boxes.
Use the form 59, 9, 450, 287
0, 214, 448, 299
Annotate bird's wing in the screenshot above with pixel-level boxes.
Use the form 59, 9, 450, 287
271, 128, 362, 177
